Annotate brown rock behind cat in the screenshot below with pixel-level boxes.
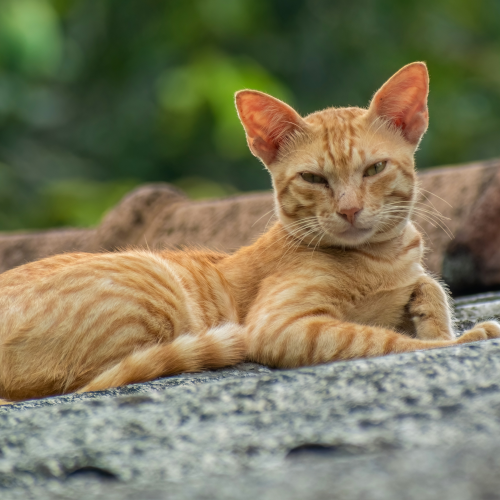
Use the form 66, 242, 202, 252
0, 158, 497, 280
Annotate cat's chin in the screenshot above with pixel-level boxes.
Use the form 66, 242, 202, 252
314, 221, 376, 247
331, 226, 375, 246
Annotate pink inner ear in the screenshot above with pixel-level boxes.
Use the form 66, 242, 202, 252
235, 91, 303, 165
371, 63, 429, 145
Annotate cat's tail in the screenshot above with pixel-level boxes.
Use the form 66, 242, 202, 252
78, 323, 247, 394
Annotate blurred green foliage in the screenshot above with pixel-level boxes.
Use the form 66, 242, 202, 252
1, 0, 500, 230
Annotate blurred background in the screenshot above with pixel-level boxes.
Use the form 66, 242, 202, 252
0, 0, 500, 231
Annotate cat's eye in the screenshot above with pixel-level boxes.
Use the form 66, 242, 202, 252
301, 172, 328, 185
364, 161, 387, 177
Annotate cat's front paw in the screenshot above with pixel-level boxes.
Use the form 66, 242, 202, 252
458, 320, 500, 344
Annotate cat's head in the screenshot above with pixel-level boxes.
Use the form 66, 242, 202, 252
235, 62, 428, 248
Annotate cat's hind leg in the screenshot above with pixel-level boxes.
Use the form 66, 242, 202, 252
77, 323, 246, 393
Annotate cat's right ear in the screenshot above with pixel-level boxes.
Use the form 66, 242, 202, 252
235, 90, 305, 166
368, 62, 429, 146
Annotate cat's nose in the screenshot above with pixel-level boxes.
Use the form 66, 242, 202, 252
338, 206, 362, 225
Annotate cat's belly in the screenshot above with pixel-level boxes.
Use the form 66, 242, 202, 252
345, 285, 414, 331
339, 237, 424, 331
340, 259, 424, 332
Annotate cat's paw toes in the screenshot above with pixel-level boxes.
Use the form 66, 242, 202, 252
475, 321, 500, 339
457, 329, 488, 343
458, 321, 500, 344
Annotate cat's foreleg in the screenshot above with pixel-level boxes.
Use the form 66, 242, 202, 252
77, 323, 246, 393
245, 312, 500, 369
407, 274, 455, 340
408, 274, 500, 341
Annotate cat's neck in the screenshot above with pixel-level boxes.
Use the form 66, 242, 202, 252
259, 221, 411, 255
217, 220, 415, 320
228, 220, 413, 265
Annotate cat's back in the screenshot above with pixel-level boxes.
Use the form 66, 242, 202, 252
0, 247, 228, 294
0, 250, 187, 333
0, 247, 238, 344
0, 252, 93, 289
0, 250, 178, 300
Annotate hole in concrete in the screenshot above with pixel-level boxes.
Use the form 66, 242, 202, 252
117, 395, 156, 407
439, 403, 462, 415
66, 466, 118, 481
287, 440, 398, 460
286, 443, 365, 459
403, 396, 419, 406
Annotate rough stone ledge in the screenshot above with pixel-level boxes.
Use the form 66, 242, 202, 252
0, 363, 273, 415
52, 438, 500, 500
1, 297, 499, 499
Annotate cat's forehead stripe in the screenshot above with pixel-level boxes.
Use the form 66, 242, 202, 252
305, 107, 367, 175
323, 125, 335, 168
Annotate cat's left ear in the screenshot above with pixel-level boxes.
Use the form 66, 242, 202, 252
368, 62, 429, 146
235, 90, 306, 166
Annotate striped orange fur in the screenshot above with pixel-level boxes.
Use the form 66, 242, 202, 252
0, 62, 498, 403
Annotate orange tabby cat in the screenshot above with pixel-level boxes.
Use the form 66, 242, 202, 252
0, 62, 498, 403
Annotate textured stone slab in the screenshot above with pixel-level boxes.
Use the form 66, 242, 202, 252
1, 296, 500, 499
53, 438, 500, 500
455, 291, 500, 330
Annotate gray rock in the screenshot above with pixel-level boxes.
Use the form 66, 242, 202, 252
455, 291, 500, 324
60, 438, 500, 500
1, 296, 500, 499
